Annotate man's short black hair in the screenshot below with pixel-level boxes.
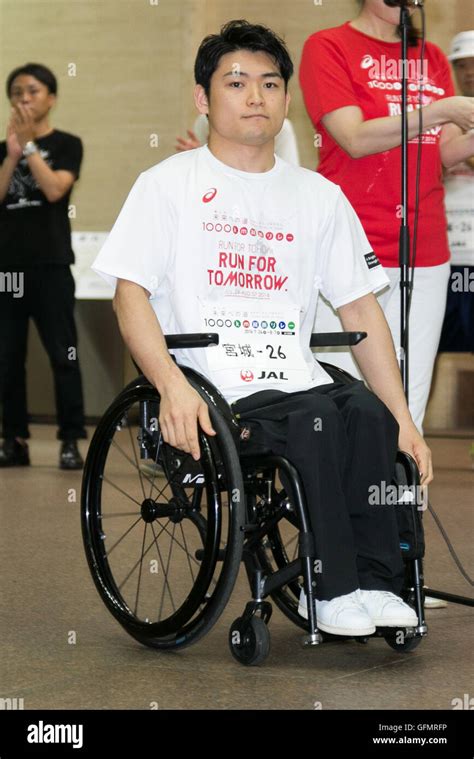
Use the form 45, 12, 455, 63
194, 19, 294, 97
6, 63, 57, 97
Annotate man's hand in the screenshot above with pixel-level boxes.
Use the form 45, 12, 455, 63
398, 422, 433, 486
175, 129, 201, 152
6, 118, 23, 161
10, 104, 36, 149
158, 372, 216, 460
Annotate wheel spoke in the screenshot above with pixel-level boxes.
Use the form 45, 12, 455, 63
152, 521, 177, 619
117, 520, 168, 591
101, 475, 142, 507
133, 523, 148, 616
127, 423, 147, 500
105, 515, 143, 557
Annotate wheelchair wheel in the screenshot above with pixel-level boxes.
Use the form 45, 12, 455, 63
229, 616, 270, 666
384, 633, 422, 653
82, 378, 245, 650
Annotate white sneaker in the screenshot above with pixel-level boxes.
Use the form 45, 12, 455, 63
298, 588, 375, 636
359, 590, 418, 627
424, 595, 448, 609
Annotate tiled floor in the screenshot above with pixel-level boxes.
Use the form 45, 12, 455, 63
1, 426, 472, 710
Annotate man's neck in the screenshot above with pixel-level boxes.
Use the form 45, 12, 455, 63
207, 132, 276, 173
34, 118, 54, 139
350, 11, 399, 43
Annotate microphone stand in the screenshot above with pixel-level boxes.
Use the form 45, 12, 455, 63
398, 4, 473, 608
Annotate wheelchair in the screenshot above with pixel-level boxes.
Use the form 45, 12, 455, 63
81, 331, 427, 666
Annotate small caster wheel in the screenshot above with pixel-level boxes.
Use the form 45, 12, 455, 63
385, 631, 422, 653
229, 616, 270, 666
354, 636, 369, 645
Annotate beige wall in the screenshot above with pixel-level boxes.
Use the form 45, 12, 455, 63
1, 0, 472, 231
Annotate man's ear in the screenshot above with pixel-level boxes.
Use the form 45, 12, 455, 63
194, 84, 209, 116
47, 93, 57, 112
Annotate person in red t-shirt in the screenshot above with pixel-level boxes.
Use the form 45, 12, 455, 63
300, 0, 474, 433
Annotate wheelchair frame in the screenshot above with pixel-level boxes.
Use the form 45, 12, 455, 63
81, 331, 428, 665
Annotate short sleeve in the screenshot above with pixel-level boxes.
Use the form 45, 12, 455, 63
317, 189, 389, 309
299, 32, 360, 128
91, 171, 174, 298
55, 135, 83, 179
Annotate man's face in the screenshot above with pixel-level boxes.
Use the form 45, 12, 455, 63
9, 75, 55, 121
453, 57, 474, 97
195, 49, 289, 147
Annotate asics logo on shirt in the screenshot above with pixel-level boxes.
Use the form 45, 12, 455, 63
202, 187, 217, 203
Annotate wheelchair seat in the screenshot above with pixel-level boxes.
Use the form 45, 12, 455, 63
81, 332, 427, 665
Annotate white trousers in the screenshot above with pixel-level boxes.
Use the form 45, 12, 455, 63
314, 263, 450, 433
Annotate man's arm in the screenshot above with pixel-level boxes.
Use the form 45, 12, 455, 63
439, 122, 474, 169
9, 104, 76, 202
337, 293, 433, 484
113, 278, 215, 459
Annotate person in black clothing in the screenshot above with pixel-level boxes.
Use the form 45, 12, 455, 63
0, 63, 86, 469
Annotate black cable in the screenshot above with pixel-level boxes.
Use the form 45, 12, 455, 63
407, 7, 473, 594
407, 3, 426, 318
427, 498, 474, 587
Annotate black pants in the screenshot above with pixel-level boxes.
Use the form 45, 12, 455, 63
232, 380, 404, 601
0, 265, 86, 441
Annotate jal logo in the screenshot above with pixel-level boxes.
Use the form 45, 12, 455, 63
258, 371, 288, 380
240, 369, 254, 382
361, 54, 374, 69
202, 187, 217, 203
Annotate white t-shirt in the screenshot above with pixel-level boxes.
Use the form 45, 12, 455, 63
92, 145, 388, 404
444, 162, 474, 266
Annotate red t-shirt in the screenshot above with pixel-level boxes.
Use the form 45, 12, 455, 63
299, 22, 455, 267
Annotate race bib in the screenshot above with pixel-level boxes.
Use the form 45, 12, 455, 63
199, 298, 312, 386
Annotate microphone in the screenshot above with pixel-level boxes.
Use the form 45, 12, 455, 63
383, 0, 424, 6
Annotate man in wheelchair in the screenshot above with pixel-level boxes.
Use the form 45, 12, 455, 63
92, 19, 432, 639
